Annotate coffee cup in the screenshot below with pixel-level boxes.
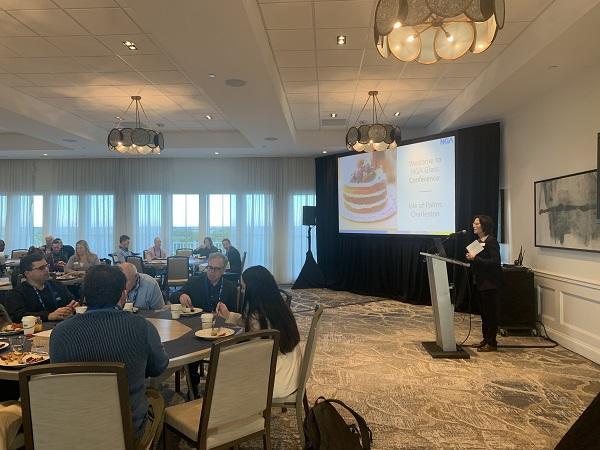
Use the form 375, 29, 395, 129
75, 306, 88, 314
201, 313, 214, 328
123, 302, 134, 312
22, 316, 37, 336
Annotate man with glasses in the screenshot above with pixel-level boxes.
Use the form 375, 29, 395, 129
171, 253, 237, 313
4, 253, 78, 322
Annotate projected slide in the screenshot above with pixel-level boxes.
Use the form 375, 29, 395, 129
338, 136, 455, 235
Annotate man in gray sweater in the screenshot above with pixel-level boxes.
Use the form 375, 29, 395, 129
50, 265, 169, 447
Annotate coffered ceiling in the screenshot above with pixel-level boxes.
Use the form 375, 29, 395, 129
0, 0, 597, 158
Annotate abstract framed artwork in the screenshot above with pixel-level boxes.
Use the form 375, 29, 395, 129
535, 169, 600, 252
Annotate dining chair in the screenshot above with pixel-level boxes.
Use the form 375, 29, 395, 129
108, 253, 119, 265
175, 248, 193, 257
272, 304, 325, 448
143, 250, 151, 261
126, 255, 144, 274
240, 251, 247, 272
166, 256, 189, 289
19, 362, 136, 450
164, 330, 280, 450
10, 249, 28, 260
278, 288, 292, 308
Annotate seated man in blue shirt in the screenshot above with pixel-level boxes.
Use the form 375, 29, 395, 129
50, 265, 169, 448
119, 262, 165, 310
115, 234, 134, 263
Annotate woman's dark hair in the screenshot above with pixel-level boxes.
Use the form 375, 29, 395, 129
242, 265, 300, 354
83, 265, 126, 307
474, 214, 495, 236
203, 237, 214, 247
27, 246, 43, 255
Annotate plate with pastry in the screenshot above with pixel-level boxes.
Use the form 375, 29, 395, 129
194, 328, 235, 340
0, 323, 24, 337
0, 351, 49, 368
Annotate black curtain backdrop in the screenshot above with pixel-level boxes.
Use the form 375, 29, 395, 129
315, 122, 501, 305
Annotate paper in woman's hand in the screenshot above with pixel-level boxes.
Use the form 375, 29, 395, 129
466, 240, 484, 256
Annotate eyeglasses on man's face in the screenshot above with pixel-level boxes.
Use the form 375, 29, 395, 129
206, 265, 225, 272
29, 263, 49, 272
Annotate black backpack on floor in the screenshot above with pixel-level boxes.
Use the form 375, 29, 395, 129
303, 397, 372, 450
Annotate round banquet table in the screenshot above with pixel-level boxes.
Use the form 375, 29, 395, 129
0, 307, 239, 384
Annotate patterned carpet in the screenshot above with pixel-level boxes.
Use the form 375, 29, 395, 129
160, 289, 600, 449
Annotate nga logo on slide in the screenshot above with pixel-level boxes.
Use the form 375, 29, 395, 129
440, 136, 454, 145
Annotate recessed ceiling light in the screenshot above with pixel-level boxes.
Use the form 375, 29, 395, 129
42, 153, 48, 156
114, 116, 122, 120
214, 151, 220, 155
122, 40, 138, 51
322, 150, 328, 154
205, 114, 213, 120
394, 111, 400, 116
337, 35, 347, 45
225, 78, 246, 87
330, 113, 337, 118
208, 73, 216, 78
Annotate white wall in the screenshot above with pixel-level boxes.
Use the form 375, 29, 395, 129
502, 65, 600, 363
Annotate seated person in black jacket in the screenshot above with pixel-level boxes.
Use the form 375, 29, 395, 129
170, 252, 237, 313
4, 253, 78, 322
192, 237, 220, 258
222, 238, 242, 274
48, 238, 69, 272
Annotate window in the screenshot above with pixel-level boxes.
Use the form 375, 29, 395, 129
3, 194, 41, 249
134, 194, 161, 253
84, 195, 114, 257
242, 193, 273, 269
207, 194, 236, 249
288, 193, 317, 280
0, 195, 6, 241
47, 195, 78, 246
172, 194, 200, 251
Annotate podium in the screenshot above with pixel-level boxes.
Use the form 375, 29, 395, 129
420, 252, 470, 359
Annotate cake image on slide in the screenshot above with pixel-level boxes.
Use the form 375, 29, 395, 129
341, 159, 396, 222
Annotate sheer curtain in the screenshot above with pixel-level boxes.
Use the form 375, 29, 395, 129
242, 193, 273, 269
0, 158, 315, 283
134, 194, 161, 253
0, 195, 6, 243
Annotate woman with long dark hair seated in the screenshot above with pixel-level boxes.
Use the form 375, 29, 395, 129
216, 265, 302, 398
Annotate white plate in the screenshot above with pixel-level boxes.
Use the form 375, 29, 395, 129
0, 342, 9, 351
0, 352, 50, 369
0, 329, 23, 337
194, 328, 235, 340
180, 308, 203, 316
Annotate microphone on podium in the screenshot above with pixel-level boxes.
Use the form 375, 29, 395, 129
442, 229, 467, 242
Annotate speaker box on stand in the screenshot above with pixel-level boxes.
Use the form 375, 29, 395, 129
292, 206, 325, 289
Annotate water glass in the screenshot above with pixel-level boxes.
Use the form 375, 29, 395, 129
10, 335, 25, 352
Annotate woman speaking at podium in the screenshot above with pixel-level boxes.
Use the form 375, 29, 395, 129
466, 215, 502, 352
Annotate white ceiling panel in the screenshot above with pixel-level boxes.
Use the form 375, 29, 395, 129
19, 73, 76, 86
74, 71, 147, 85
10, 9, 88, 36
318, 80, 357, 93
0, 73, 32, 86
362, 49, 401, 66
0, 43, 17, 56
494, 21, 529, 45
140, 70, 188, 84
0, 12, 36, 36
437, 77, 475, 90
290, 103, 318, 117
97, 34, 160, 55
279, 66, 317, 82
167, 96, 211, 110
316, 49, 363, 67
155, 84, 198, 96
355, 78, 397, 92
317, 66, 359, 81
402, 64, 447, 79
319, 92, 356, 104
283, 81, 317, 94
315, 28, 369, 50
66, 8, 142, 35
394, 78, 438, 90
442, 62, 488, 78
0, 37, 63, 57
505, 0, 553, 22
0, 0, 57, 9
46, 36, 112, 56
286, 92, 319, 103
267, 29, 314, 50
359, 65, 402, 80
54, 0, 118, 7
314, 1, 373, 28
121, 54, 175, 71
294, 118, 320, 130
0, 56, 88, 73
76, 55, 132, 72
260, 2, 313, 29
274, 50, 315, 68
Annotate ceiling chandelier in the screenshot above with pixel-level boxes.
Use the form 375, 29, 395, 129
374, 0, 505, 64
108, 96, 164, 155
346, 91, 401, 152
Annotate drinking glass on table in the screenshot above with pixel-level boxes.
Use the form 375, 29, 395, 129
10, 335, 25, 352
